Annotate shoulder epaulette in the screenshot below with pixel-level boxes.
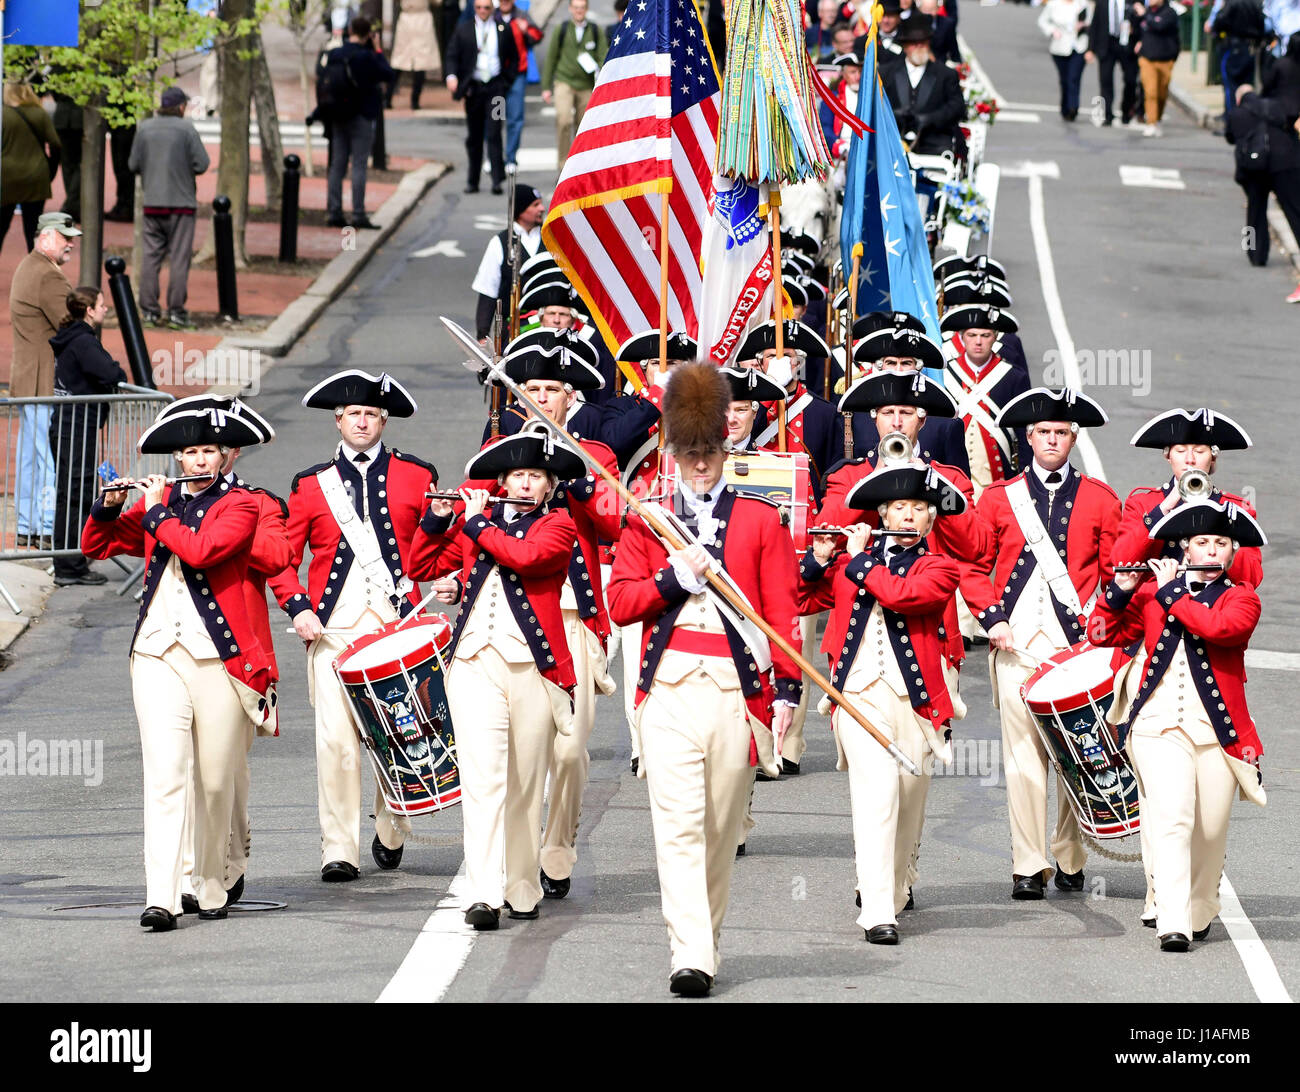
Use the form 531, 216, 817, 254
291, 461, 333, 493
390, 449, 439, 479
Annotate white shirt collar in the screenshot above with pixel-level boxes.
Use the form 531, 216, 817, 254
1031, 460, 1069, 488
340, 440, 383, 471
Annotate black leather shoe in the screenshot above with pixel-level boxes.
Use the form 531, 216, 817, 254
1054, 865, 1085, 892
855, 890, 861, 908
372, 835, 403, 871
1142, 916, 1157, 929
1012, 874, 1045, 900
1160, 932, 1190, 952
464, 902, 500, 930
351, 216, 382, 230
903, 888, 915, 911
630, 756, 639, 775
198, 906, 227, 920
735, 843, 746, 857
540, 870, 570, 899
491, 183, 504, 195
181, 893, 199, 914
781, 758, 801, 775
669, 968, 713, 996
866, 924, 899, 945
1193, 924, 1212, 942
464, 184, 480, 194
225, 874, 244, 907
505, 902, 539, 920
754, 767, 778, 782
321, 860, 359, 883
54, 570, 108, 586
326, 216, 347, 228
140, 906, 176, 931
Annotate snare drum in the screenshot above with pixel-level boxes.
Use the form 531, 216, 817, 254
661, 451, 813, 553
1021, 644, 1140, 841
334, 616, 460, 816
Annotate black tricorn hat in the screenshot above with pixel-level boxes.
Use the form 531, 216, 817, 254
499, 345, 605, 392
519, 277, 587, 316
160, 395, 275, 443
782, 249, 817, 275
464, 422, 586, 481
996, 387, 1107, 429
519, 251, 561, 287
852, 309, 927, 341
736, 319, 831, 361
1129, 408, 1251, 451
941, 275, 1013, 308
616, 329, 698, 363
779, 228, 820, 256
895, 13, 934, 44
302, 369, 418, 417
782, 276, 809, 310
796, 274, 827, 301
934, 253, 1008, 281
503, 326, 601, 373
720, 366, 787, 404
940, 303, 1019, 334
852, 326, 945, 371
1149, 499, 1266, 548
838, 370, 958, 416
844, 463, 968, 516
138, 407, 268, 454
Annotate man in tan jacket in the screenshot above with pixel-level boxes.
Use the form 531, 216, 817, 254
8, 211, 79, 549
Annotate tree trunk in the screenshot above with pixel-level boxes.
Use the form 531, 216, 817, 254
197, 0, 254, 268
78, 108, 108, 289
251, 34, 285, 212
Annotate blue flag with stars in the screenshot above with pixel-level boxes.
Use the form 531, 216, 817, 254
839, 27, 940, 349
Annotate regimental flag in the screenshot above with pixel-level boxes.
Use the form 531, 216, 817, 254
839, 19, 940, 348
542, 0, 720, 354
697, 176, 777, 366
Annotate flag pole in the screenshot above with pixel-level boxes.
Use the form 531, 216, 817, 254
656, 188, 671, 457
770, 188, 787, 453
845, 241, 864, 459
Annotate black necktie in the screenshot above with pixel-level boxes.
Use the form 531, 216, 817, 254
171, 492, 190, 515
354, 452, 370, 465
1045, 470, 1062, 485
888, 544, 904, 557
1188, 581, 1206, 593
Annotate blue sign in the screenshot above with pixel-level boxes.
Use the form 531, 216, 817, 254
3, 0, 80, 48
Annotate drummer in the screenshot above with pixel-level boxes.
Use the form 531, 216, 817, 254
1113, 409, 1261, 588
961, 388, 1120, 901
270, 370, 437, 883
798, 464, 965, 943
412, 424, 581, 928
1087, 500, 1267, 950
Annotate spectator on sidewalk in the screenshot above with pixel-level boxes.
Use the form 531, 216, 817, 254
1226, 81, 1300, 269
319, 17, 395, 228
498, 0, 545, 168
1207, 0, 1268, 121
1088, 0, 1145, 126
105, 121, 137, 223
389, 0, 440, 111
48, 287, 126, 586
52, 94, 83, 221
1134, 0, 1181, 136
541, 0, 608, 165
1038, 0, 1093, 122
1, 82, 62, 253
9, 212, 79, 551
128, 87, 211, 329
446, 0, 519, 194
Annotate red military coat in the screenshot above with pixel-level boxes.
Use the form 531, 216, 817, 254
797, 542, 960, 731
1086, 574, 1263, 768
232, 477, 292, 684
1114, 482, 1262, 589
81, 480, 276, 724
270, 446, 436, 624
409, 504, 579, 692
606, 486, 803, 721
962, 465, 1120, 645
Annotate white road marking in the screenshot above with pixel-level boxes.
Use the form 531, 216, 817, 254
376, 865, 476, 1003
1002, 101, 1066, 113
515, 147, 559, 171
999, 160, 1061, 179
1022, 164, 1291, 1004
474, 215, 506, 231
1119, 165, 1186, 190
994, 111, 1042, 124
410, 240, 466, 259
1246, 649, 1300, 672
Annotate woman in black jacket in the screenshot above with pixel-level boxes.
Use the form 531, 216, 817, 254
1226, 81, 1300, 272
48, 287, 128, 585
1134, 0, 1181, 134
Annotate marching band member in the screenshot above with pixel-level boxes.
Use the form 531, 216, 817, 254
481, 328, 606, 443
271, 370, 436, 882
83, 408, 279, 931
962, 388, 1120, 900
938, 302, 1031, 498
1113, 408, 1261, 588
1087, 501, 1267, 950
607, 363, 801, 996
412, 425, 581, 928
799, 464, 965, 942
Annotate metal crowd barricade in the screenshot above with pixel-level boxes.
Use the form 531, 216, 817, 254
0, 383, 175, 613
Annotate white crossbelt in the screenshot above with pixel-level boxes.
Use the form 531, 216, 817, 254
1004, 477, 1095, 619
944, 357, 1013, 461
755, 391, 813, 449
316, 466, 412, 601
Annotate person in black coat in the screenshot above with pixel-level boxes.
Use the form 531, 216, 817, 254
48, 287, 128, 585
1226, 81, 1300, 267
884, 15, 967, 158
445, 0, 521, 194
1087, 0, 1145, 126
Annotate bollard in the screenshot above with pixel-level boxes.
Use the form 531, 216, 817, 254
372, 107, 387, 171
213, 195, 239, 322
279, 154, 302, 263
105, 257, 155, 389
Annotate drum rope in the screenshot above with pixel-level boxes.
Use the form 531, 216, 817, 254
1082, 831, 1143, 863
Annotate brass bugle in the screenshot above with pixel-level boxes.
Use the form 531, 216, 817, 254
809, 526, 923, 538
878, 431, 914, 464
1176, 468, 1213, 500
100, 474, 216, 492
1112, 563, 1224, 575
424, 490, 537, 505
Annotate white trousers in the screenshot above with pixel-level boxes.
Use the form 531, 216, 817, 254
447, 646, 559, 912
836, 685, 935, 929
784, 614, 820, 765
639, 669, 753, 977
620, 620, 643, 762
1128, 729, 1236, 938
131, 647, 248, 913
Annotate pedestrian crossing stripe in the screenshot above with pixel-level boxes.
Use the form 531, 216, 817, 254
1119, 165, 1186, 190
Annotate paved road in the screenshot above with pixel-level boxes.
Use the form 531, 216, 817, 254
1, 5, 1296, 1009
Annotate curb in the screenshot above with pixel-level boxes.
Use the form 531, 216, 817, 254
0, 561, 54, 653
202, 159, 451, 392
1170, 80, 1300, 277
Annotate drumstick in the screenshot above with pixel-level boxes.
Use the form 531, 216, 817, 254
283, 627, 360, 636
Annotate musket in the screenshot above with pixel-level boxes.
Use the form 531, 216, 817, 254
505, 163, 523, 343
440, 316, 921, 776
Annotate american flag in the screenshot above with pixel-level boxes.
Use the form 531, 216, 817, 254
541, 0, 720, 352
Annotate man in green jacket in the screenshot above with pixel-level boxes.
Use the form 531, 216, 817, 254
541, 0, 608, 165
